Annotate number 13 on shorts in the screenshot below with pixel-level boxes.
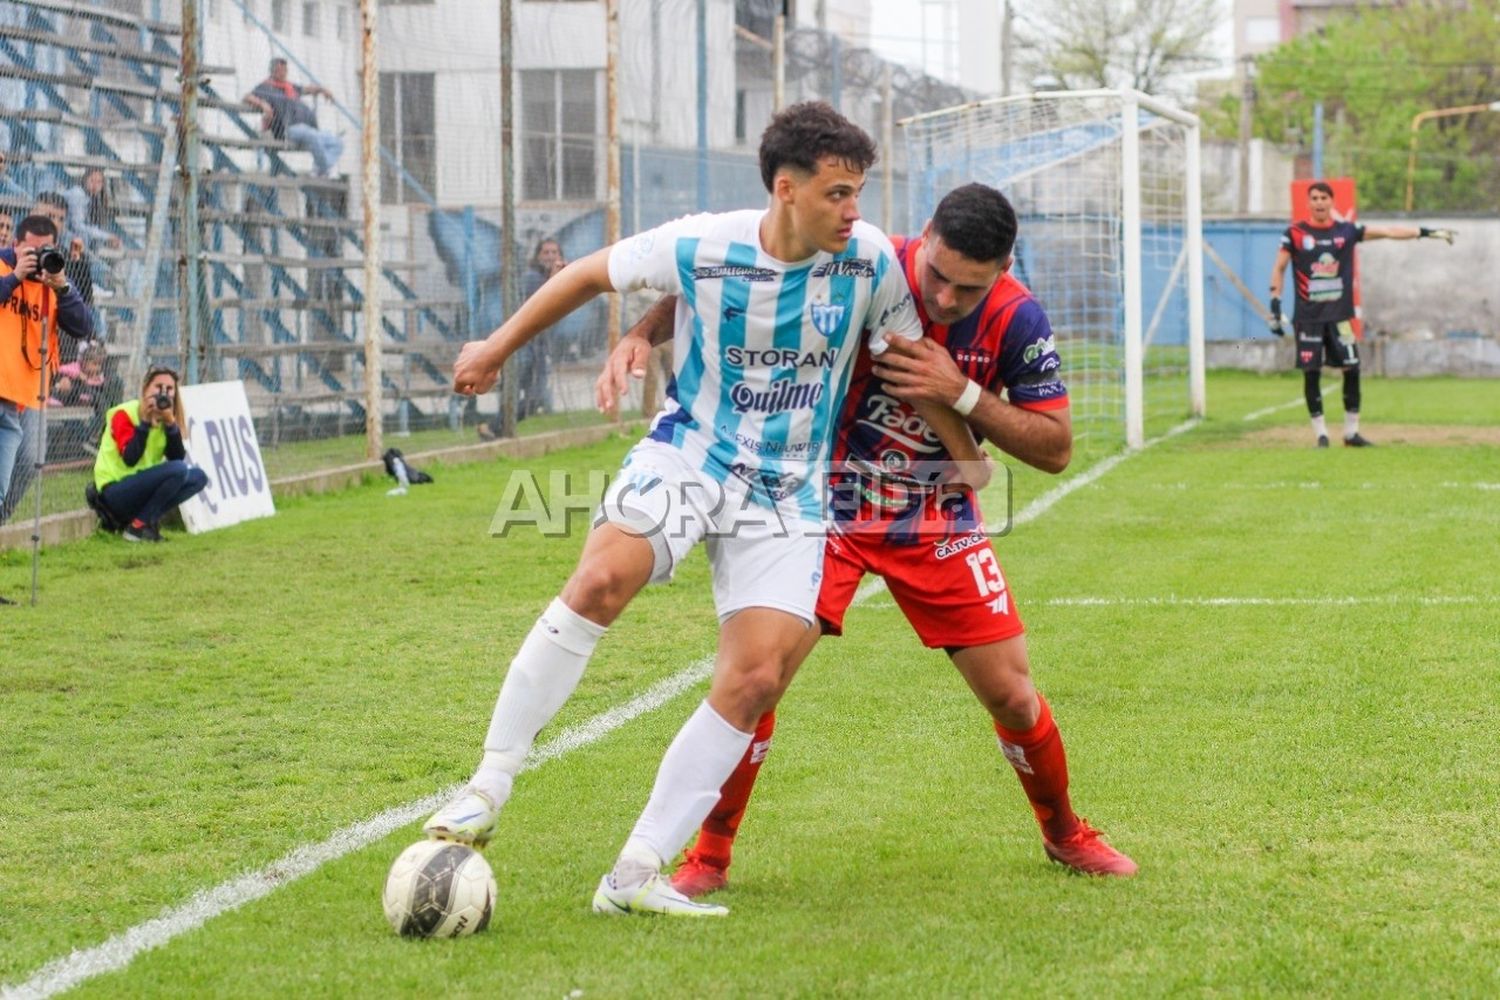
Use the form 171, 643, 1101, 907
965, 549, 1011, 615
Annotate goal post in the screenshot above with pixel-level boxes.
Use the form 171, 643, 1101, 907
899, 89, 1206, 451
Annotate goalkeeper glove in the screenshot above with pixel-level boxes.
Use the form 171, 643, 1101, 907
1267, 296, 1287, 337
1419, 226, 1456, 244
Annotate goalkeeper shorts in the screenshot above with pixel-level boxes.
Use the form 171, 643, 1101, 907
1294, 320, 1359, 371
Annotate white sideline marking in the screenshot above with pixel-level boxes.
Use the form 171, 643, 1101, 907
2, 659, 715, 1000
5, 419, 1199, 999
1243, 376, 1343, 423
855, 418, 1199, 604
1042, 594, 1488, 608
1242, 396, 1305, 422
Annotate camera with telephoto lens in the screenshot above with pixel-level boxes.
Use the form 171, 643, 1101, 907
152, 390, 173, 411
33, 245, 67, 277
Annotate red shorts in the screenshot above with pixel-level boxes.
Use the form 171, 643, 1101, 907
815, 526, 1026, 649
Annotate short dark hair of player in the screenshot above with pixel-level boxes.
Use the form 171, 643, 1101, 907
1308, 181, 1334, 198
930, 183, 1018, 264
16, 215, 58, 241
758, 101, 877, 193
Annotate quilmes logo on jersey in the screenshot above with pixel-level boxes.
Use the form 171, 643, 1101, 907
729, 378, 825, 414
808, 300, 847, 337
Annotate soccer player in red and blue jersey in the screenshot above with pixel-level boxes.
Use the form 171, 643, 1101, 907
1268, 181, 1455, 448
599, 184, 1136, 891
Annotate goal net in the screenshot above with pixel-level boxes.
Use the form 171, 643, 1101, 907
899, 90, 1205, 452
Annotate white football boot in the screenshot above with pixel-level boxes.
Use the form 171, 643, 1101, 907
591, 872, 729, 917
422, 788, 501, 849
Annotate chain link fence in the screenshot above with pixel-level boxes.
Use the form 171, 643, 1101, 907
1, 0, 976, 534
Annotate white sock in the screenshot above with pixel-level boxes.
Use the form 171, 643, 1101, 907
470, 597, 607, 805
1311, 414, 1328, 439
613, 701, 752, 886
1344, 412, 1360, 438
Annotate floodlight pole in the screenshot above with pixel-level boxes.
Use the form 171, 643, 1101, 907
1405, 101, 1500, 211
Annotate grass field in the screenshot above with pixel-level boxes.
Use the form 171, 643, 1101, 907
2, 371, 1497, 997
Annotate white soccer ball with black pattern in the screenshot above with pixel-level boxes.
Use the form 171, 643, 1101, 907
382, 839, 497, 938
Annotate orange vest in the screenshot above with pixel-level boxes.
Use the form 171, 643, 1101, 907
0, 257, 59, 407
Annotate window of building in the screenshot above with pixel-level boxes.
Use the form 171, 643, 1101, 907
380, 72, 436, 205
521, 70, 599, 201
1245, 16, 1280, 46
302, 2, 319, 36
735, 89, 748, 144
271, 0, 289, 32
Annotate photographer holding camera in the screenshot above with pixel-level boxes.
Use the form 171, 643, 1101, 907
91, 366, 208, 543
0, 214, 95, 535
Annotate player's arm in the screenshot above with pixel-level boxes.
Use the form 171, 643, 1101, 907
865, 260, 992, 488
873, 336, 1069, 474
872, 337, 995, 484
455, 247, 614, 394
1267, 246, 1292, 336
1363, 224, 1456, 243
593, 294, 676, 414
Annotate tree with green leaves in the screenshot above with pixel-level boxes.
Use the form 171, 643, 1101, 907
1016, 0, 1222, 96
1245, 0, 1500, 211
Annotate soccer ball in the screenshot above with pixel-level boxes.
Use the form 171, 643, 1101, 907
382, 839, 497, 938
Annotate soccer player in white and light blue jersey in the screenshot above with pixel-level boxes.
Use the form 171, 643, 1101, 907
428, 102, 985, 917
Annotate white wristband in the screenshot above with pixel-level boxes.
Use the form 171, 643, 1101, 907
952, 378, 982, 416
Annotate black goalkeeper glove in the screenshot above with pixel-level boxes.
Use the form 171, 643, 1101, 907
1419, 226, 1456, 244
1267, 296, 1286, 337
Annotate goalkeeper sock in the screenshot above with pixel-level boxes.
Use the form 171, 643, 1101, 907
472, 597, 607, 805
1311, 414, 1329, 441
1344, 411, 1360, 439
686, 710, 776, 869
619, 700, 753, 880
994, 693, 1081, 843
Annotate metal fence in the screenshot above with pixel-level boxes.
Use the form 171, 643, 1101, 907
0, 0, 977, 532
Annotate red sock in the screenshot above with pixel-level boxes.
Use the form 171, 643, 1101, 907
685, 710, 776, 870
993, 693, 1081, 843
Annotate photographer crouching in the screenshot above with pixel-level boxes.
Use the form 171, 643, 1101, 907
92, 366, 208, 543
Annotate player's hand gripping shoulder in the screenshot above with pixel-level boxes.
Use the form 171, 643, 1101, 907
874, 337, 992, 491
871, 335, 969, 408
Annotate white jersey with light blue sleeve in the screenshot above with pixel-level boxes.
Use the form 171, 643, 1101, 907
607, 210, 920, 522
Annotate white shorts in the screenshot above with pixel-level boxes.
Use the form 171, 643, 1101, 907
595, 439, 825, 623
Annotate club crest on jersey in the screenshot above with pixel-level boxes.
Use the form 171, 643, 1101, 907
1301, 234, 1316, 251
809, 301, 846, 337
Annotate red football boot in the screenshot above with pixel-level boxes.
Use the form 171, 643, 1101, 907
670, 851, 729, 898
1042, 819, 1138, 877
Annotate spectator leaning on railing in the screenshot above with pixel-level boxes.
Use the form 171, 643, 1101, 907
0, 215, 95, 530
91, 365, 208, 544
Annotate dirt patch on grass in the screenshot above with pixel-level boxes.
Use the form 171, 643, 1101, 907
1236, 424, 1500, 448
